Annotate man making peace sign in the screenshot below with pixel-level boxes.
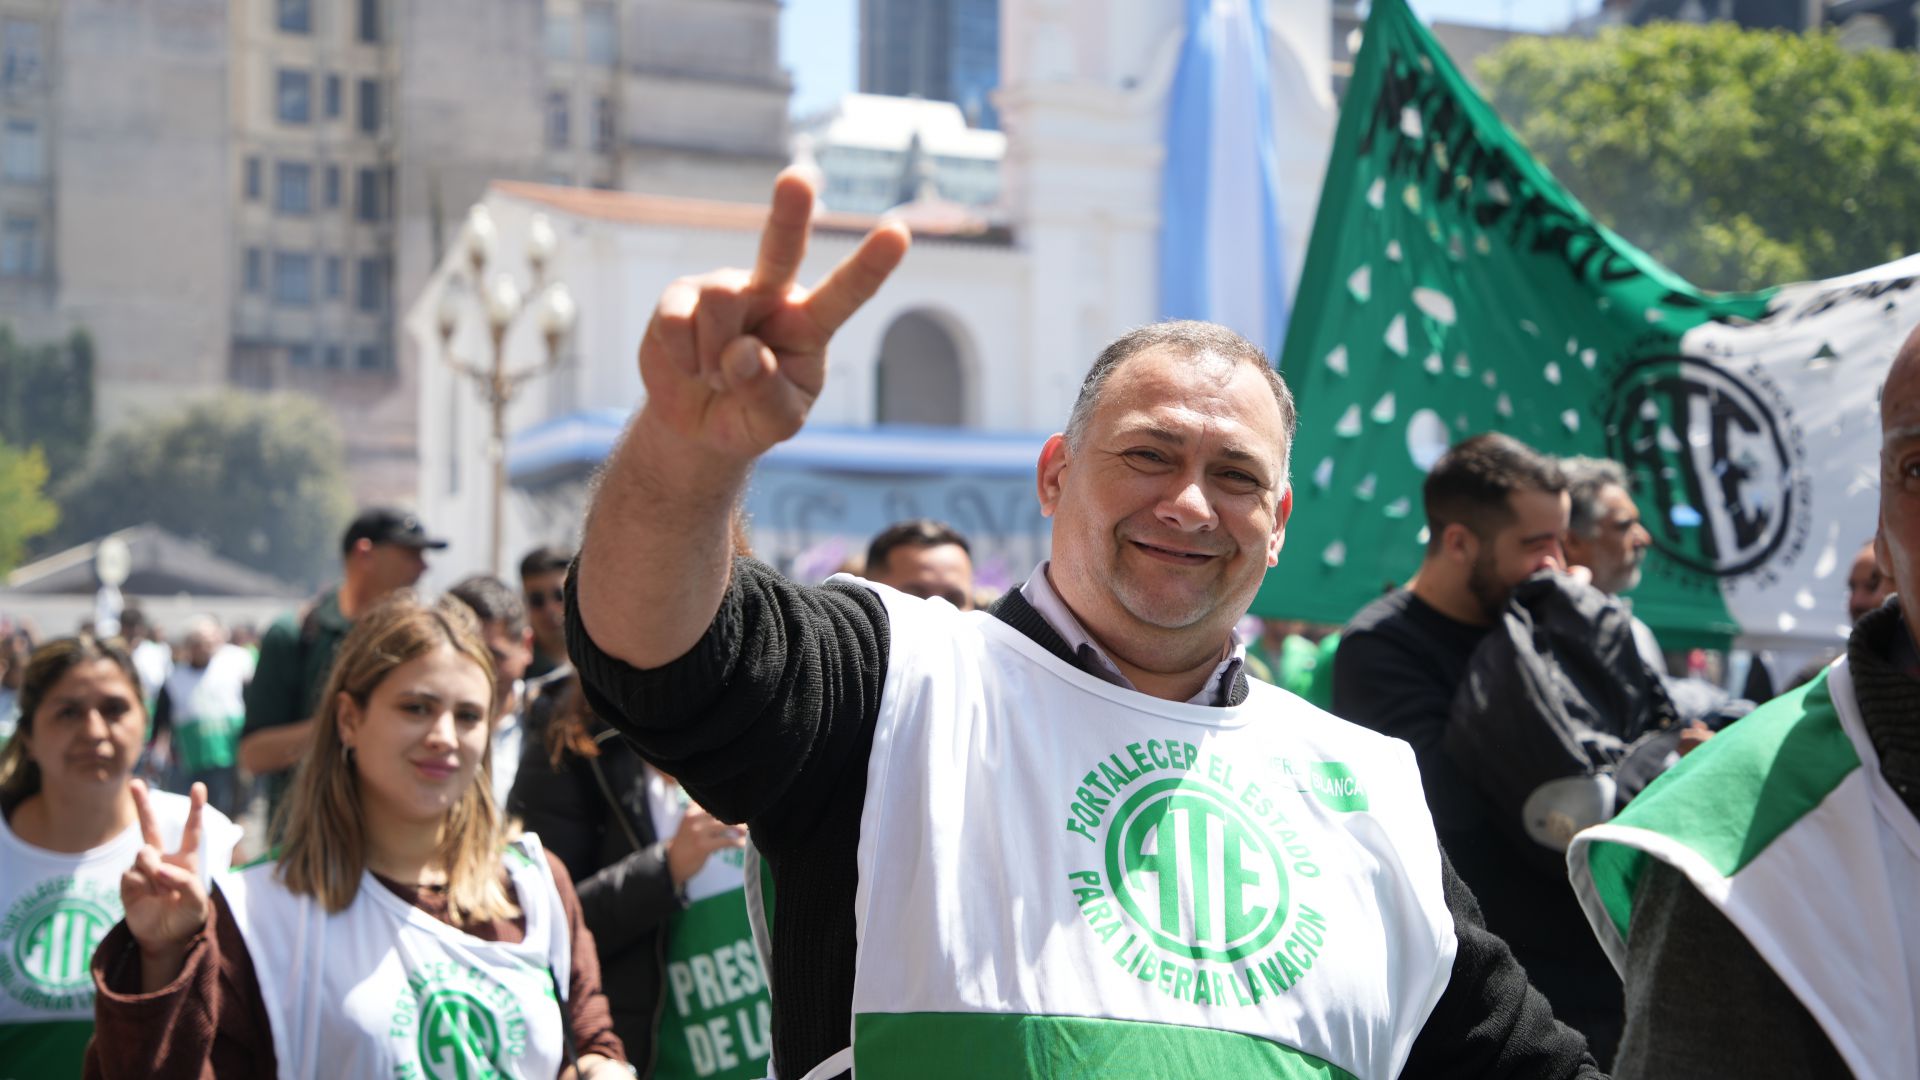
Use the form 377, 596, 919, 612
568, 174, 1601, 1080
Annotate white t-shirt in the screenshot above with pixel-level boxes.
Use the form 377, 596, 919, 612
0, 789, 239, 1075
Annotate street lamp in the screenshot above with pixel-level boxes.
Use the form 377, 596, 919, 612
436, 205, 578, 576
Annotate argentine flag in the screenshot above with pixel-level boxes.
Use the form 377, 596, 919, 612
1160, 0, 1292, 360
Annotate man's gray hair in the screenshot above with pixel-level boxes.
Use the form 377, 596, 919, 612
1063, 320, 1297, 461
1560, 455, 1631, 536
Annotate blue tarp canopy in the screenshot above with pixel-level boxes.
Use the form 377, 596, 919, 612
508, 411, 1054, 488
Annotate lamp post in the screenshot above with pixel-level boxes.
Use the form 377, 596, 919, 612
436, 205, 578, 576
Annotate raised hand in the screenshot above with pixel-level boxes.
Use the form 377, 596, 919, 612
666, 803, 747, 888
638, 169, 911, 463
120, 779, 210, 990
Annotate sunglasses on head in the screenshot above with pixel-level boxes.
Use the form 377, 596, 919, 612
526, 586, 566, 610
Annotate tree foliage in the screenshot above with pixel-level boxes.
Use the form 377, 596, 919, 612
1479, 22, 1920, 292
53, 393, 354, 588
0, 436, 57, 576
0, 327, 94, 485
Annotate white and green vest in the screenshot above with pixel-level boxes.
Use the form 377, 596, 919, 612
220, 833, 571, 1080
1570, 658, 1920, 1079
657, 846, 774, 1080
0, 790, 238, 1078
819, 587, 1458, 1080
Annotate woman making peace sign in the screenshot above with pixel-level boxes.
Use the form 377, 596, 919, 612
0, 636, 239, 1077
86, 592, 630, 1078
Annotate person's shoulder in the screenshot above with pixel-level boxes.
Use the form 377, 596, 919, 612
1344, 584, 1420, 634
1246, 677, 1417, 756
257, 609, 305, 648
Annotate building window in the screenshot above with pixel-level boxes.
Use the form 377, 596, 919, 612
356, 257, 386, 312
355, 344, 389, 371
325, 255, 343, 298
0, 215, 37, 277
544, 12, 573, 61
276, 0, 311, 34
2, 118, 41, 182
288, 343, 314, 367
355, 166, 381, 221
272, 252, 314, 307
2, 19, 43, 90
245, 156, 263, 200
275, 161, 312, 214
323, 164, 340, 207
357, 79, 381, 134
325, 74, 342, 118
583, 3, 616, 66
545, 90, 570, 151
244, 247, 264, 292
593, 96, 614, 153
324, 344, 343, 368
276, 69, 312, 124
357, 0, 381, 43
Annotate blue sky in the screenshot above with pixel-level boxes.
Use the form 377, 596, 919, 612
780, 0, 1604, 117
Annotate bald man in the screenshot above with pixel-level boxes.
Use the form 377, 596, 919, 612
1571, 328, 1920, 1078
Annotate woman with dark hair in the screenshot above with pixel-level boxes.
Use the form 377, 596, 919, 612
510, 677, 766, 1078
85, 591, 630, 1078
0, 635, 238, 1077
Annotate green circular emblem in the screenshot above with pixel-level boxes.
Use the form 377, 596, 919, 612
416, 988, 505, 1080
1104, 777, 1288, 963
11, 896, 116, 995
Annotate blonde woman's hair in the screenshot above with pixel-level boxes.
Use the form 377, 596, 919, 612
275, 590, 515, 923
0, 635, 143, 811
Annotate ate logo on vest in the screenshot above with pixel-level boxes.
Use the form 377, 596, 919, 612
1061, 740, 1353, 1009
391, 963, 535, 1080
418, 989, 505, 1080
0, 876, 120, 1012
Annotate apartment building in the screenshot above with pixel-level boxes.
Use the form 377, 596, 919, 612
0, 0, 786, 503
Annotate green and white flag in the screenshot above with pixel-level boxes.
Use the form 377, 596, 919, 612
1259, 0, 1905, 652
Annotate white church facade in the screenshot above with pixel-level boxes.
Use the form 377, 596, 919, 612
409, 0, 1336, 587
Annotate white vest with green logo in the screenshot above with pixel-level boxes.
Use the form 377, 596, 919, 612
1570, 658, 1920, 1079
0, 790, 238, 1079
821, 588, 1458, 1080
220, 833, 571, 1080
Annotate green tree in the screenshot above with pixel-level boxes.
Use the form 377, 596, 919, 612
0, 436, 57, 576
53, 393, 354, 588
1479, 23, 1920, 291
0, 327, 95, 485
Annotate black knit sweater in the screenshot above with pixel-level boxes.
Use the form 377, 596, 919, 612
568, 558, 1600, 1079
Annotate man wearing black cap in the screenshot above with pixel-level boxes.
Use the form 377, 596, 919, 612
239, 507, 447, 826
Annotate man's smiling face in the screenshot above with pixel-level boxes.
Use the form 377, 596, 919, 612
1040, 347, 1292, 660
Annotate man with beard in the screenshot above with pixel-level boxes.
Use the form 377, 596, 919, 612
1333, 436, 1630, 1057
1560, 457, 1661, 673
1333, 432, 1569, 834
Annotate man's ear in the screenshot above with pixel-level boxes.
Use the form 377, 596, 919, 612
1267, 484, 1293, 567
1442, 522, 1478, 565
1036, 434, 1070, 518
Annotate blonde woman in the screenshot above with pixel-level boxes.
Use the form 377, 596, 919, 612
0, 636, 238, 1078
86, 592, 630, 1078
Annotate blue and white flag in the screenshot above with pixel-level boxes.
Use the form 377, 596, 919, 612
1160, 0, 1293, 359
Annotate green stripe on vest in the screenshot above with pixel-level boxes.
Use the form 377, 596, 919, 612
0, 1017, 94, 1079
853, 1011, 1358, 1079
1585, 669, 1858, 942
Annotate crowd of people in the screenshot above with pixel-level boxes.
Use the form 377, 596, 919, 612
0, 171, 1913, 1078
